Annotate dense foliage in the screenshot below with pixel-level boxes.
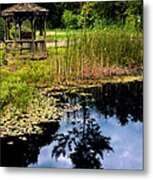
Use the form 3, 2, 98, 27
44, 1, 143, 30
1, 1, 143, 30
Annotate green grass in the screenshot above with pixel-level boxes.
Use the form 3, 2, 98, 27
36, 28, 90, 41
0, 72, 33, 110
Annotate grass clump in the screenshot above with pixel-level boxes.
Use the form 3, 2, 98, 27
0, 73, 33, 110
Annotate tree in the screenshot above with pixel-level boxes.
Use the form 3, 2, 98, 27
62, 10, 78, 29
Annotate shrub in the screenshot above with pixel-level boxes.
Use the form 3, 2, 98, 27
16, 60, 51, 86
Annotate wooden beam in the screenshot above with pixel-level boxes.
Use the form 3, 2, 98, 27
5, 39, 46, 43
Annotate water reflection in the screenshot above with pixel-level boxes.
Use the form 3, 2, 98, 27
52, 98, 113, 169
50, 81, 143, 169
66, 81, 143, 126
1, 81, 143, 169
93, 81, 142, 125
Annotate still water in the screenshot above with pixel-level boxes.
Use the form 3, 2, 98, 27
1, 81, 143, 170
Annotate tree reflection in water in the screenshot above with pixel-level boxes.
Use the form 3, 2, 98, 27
62, 81, 143, 126
84, 81, 143, 126
52, 98, 113, 169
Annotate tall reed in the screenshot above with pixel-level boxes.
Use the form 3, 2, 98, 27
48, 28, 143, 83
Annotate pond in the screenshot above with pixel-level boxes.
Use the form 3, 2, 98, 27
1, 81, 143, 170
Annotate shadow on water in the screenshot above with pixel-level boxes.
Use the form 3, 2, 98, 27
52, 98, 113, 169
0, 122, 60, 167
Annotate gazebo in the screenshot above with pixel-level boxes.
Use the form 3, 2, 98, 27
2, 3, 49, 59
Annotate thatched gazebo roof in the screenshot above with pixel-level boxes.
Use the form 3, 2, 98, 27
2, 3, 48, 17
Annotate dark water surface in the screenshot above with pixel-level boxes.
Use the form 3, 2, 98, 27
1, 81, 143, 170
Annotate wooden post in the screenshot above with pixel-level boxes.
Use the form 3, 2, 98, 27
43, 15, 46, 51
14, 18, 18, 54
4, 18, 7, 41
4, 18, 8, 53
34, 19, 36, 40
40, 17, 43, 36
32, 16, 36, 58
4, 18, 9, 40
44, 15, 46, 40
19, 21, 22, 40
19, 21, 22, 54
15, 19, 17, 40
34, 19, 37, 52
6, 20, 9, 40
14, 18, 17, 44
